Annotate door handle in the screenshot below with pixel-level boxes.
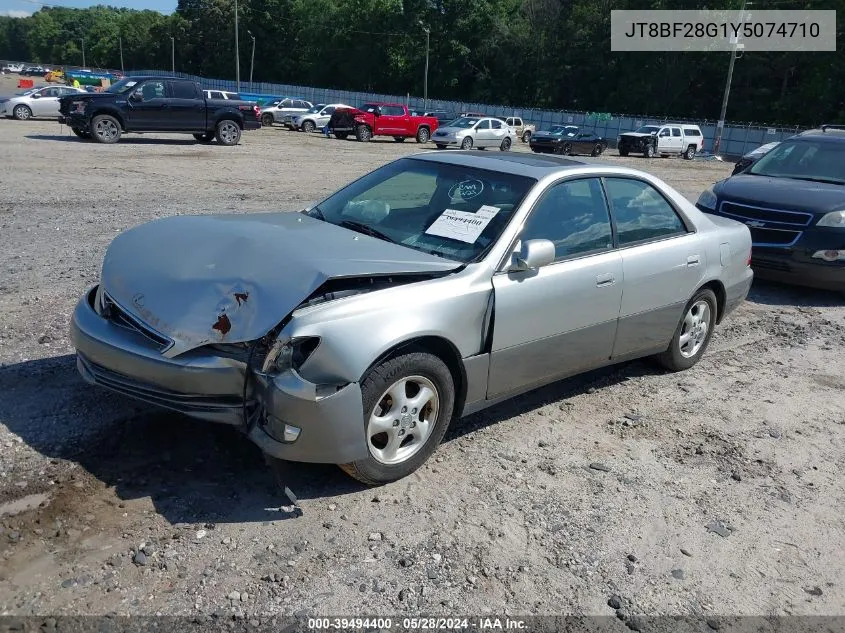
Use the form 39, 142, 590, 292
596, 273, 616, 287
686, 255, 700, 266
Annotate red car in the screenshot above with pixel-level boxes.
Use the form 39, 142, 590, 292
341, 102, 439, 143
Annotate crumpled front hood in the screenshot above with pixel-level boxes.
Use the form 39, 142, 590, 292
620, 132, 653, 138
101, 213, 460, 356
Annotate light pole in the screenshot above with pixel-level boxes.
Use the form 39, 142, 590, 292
119, 36, 124, 73
170, 36, 175, 74
234, 0, 240, 92
713, 0, 750, 155
418, 21, 430, 112
247, 30, 255, 90
81, 36, 86, 67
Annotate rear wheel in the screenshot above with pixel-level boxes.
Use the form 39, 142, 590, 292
656, 289, 717, 372
71, 127, 91, 140
338, 352, 455, 485
261, 113, 274, 126
215, 119, 241, 146
193, 132, 214, 143
302, 120, 316, 133
460, 136, 473, 150
684, 145, 696, 160
91, 114, 121, 144
416, 127, 430, 143
521, 130, 531, 143
355, 125, 372, 142
500, 137, 512, 151
13, 104, 32, 121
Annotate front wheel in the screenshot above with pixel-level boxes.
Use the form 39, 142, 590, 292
656, 289, 717, 372
416, 127, 430, 143
261, 113, 274, 126
91, 114, 121, 144
460, 136, 473, 150
355, 125, 372, 142
71, 127, 91, 140
644, 144, 656, 158
302, 120, 316, 133
500, 136, 512, 151
338, 352, 455, 485
215, 119, 241, 145
591, 142, 604, 156
560, 142, 572, 155
13, 104, 32, 121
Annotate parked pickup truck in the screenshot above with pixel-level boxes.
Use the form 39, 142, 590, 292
504, 116, 536, 143
58, 76, 262, 145
339, 103, 439, 143
617, 123, 704, 159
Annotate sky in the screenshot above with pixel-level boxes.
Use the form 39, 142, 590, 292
0, 0, 175, 18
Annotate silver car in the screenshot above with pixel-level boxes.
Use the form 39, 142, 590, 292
70, 152, 753, 485
432, 116, 517, 151
292, 103, 353, 132
259, 97, 313, 127
2, 85, 87, 120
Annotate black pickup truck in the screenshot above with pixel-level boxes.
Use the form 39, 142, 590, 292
58, 76, 261, 145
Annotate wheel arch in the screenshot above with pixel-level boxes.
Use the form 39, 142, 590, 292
359, 335, 468, 420
696, 279, 727, 324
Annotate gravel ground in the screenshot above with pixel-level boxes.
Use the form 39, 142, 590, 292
0, 90, 843, 621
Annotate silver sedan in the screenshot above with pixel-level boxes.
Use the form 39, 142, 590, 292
2, 85, 87, 120
70, 152, 753, 484
432, 116, 517, 150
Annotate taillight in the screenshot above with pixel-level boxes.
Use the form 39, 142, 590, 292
254, 105, 261, 119
747, 249, 752, 267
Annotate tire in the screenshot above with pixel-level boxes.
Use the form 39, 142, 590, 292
656, 288, 717, 372
619, 147, 629, 157
644, 143, 655, 158
416, 127, 430, 143
71, 127, 91, 140
521, 130, 531, 143
500, 136, 512, 151
393, 136, 406, 143
91, 114, 121, 144
302, 120, 316, 133
561, 142, 572, 155
261, 113, 274, 126
435, 144, 446, 150
12, 104, 32, 121
215, 119, 241, 146
355, 125, 372, 142
338, 351, 455, 485
460, 136, 473, 150
684, 145, 696, 160
334, 132, 348, 140
591, 142, 604, 157
193, 132, 214, 143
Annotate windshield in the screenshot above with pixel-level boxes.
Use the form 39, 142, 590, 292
305, 105, 324, 114
105, 78, 139, 94
449, 117, 480, 129
634, 126, 660, 134
748, 140, 845, 184
360, 103, 380, 113
550, 126, 578, 136
305, 158, 536, 263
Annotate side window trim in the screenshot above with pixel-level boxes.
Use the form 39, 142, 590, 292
600, 176, 694, 249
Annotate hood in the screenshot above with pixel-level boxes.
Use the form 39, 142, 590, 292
716, 175, 845, 214
60, 92, 110, 103
101, 212, 460, 356
434, 126, 469, 135
620, 132, 653, 138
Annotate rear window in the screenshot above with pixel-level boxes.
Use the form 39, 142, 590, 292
683, 127, 702, 136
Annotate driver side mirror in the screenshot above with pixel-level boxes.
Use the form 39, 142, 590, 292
511, 239, 555, 272
31, 93, 41, 99
129, 91, 143, 102
373, 107, 382, 117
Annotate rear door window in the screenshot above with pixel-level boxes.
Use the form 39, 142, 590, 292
604, 178, 687, 245
170, 81, 199, 99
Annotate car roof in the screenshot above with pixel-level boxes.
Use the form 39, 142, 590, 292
795, 125, 845, 142
409, 150, 591, 178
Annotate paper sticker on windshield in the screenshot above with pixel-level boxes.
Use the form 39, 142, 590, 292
425, 205, 500, 244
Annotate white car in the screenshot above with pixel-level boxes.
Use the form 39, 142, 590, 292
292, 103, 353, 132
259, 97, 313, 127
431, 116, 518, 151
1, 85, 87, 120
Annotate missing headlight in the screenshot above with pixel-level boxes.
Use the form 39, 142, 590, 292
261, 337, 320, 373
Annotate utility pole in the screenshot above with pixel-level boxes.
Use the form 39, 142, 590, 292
713, 0, 750, 155
81, 36, 86, 67
170, 36, 175, 73
234, 0, 240, 92
119, 36, 124, 73
419, 21, 430, 112
248, 30, 256, 90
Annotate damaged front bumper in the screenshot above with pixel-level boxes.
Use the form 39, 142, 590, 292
70, 285, 368, 464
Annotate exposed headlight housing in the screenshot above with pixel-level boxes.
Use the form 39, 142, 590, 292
261, 336, 320, 373
816, 210, 845, 228
696, 188, 717, 211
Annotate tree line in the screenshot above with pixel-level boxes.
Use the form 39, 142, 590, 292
1, 0, 842, 126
